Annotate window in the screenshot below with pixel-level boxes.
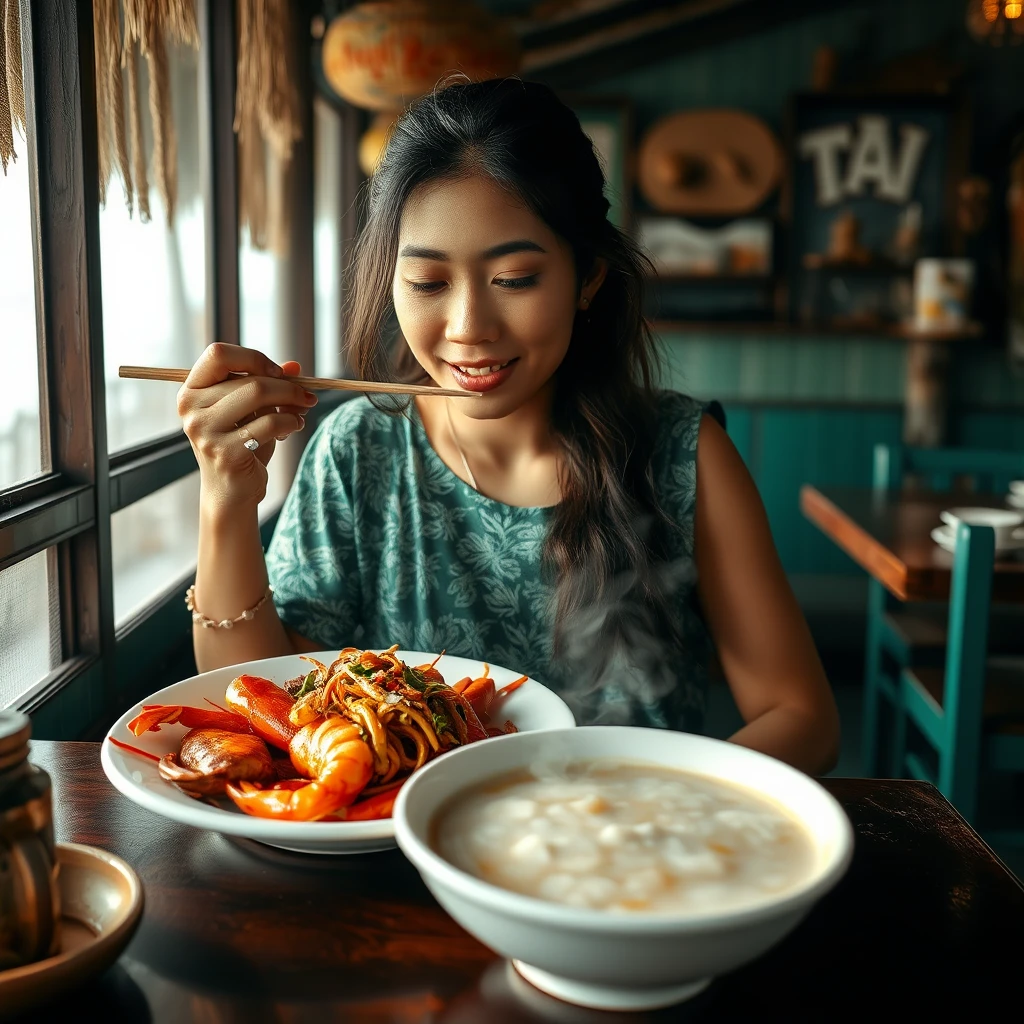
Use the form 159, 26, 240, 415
111, 472, 201, 626
314, 97, 343, 379
0, 46, 44, 491
0, 549, 61, 708
239, 138, 311, 512
1, 3, 329, 728
100, 44, 208, 453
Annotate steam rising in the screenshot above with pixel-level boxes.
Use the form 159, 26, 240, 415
554, 551, 701, 731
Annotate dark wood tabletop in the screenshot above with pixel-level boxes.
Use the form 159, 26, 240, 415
800, 485, 1024, 602
15, 741, 1024, 1022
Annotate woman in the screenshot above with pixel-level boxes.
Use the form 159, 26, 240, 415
178, 79, 839, 775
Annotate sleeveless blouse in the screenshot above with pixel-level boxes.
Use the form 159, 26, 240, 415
265, 391, 711, 733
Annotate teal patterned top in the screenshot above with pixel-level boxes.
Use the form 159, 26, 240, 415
265, 392, 711, 733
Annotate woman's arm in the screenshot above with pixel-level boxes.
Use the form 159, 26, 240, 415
193, 502, 293, 671
179, 344, 320, 672
693, 414, 840, 775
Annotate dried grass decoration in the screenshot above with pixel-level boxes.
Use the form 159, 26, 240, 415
235, 0, 302, 253
91, 0, 199, 225
0, 0, 27, 175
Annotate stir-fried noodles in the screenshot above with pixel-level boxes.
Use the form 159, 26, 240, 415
116, 645, 520, 821
285, 646, 477, 796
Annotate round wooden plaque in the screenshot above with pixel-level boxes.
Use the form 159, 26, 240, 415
637, 109, 783, 216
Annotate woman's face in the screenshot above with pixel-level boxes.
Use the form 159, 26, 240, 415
392, 173, 597, 418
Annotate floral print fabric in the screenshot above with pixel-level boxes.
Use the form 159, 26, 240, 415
265, 391, 711, 732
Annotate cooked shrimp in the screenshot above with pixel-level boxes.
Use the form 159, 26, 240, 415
226, 718, 374, 821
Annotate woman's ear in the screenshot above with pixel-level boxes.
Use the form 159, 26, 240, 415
579, 258, 609, 309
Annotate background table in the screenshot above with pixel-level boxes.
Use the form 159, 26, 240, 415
801, 485, 1024, 602
14, 741, 1024, 1022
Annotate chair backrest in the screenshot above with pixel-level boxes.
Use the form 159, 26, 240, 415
942, 522, 996, 768
873, 444, 1024, 495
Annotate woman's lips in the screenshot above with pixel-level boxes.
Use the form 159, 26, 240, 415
446, 358, 518, 393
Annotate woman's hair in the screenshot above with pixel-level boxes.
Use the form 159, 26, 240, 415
346, 78, 684, 679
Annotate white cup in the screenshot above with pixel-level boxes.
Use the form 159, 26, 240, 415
913, 258, 974, 330
1009, 480, 1024, 497
941, 507, 1024, 548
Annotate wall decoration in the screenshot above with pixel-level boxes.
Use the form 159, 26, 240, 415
636, 109, 783, 217
569, 97, 633, 231
787, 93, 965, 326
638, 216, 773, 277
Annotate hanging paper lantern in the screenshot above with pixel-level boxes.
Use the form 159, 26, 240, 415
359, 111, 400, 176
321, 0, 521, 112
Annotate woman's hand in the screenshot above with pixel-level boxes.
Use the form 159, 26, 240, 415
177, 343, 318, 513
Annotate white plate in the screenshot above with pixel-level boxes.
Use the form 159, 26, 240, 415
102, 650, 575, 855
931, 524, 1024, 555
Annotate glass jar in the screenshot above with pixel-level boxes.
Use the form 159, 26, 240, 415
0, 709, 60, 969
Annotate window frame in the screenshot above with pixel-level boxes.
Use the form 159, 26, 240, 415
1, 0, 336, 735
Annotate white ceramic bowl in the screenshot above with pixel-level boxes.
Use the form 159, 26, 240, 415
102, 650, 575, 855
394, 726, 853, 1011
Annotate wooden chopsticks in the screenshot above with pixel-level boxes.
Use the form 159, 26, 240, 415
118, 366, 479, 399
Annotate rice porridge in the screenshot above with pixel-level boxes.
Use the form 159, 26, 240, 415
432, 761, 815, 914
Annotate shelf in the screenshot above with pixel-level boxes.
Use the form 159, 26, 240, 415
801, 257, 911, 275
649, 273, 776, 285
650, 320, 988, 340
889, 321, 984, 342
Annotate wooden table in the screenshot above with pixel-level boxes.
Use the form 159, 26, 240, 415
800, 485, 1024, 602
14, 741, 1024, 1021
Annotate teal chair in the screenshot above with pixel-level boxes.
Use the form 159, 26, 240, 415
894, 521, 1024, 826
862, 444, 1024, 778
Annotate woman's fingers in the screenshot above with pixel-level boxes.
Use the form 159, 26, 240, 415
235, 410, 306, 451
187, 375, 316, 415
251, 404, 308, 441
195, 381, 317, 432
184, 342, 286, 389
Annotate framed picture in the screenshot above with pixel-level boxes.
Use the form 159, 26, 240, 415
567, 96, 633, 232
638, 216, 774, 278
785, 93, 968, 326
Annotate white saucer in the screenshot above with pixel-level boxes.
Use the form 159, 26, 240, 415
931, 524, 1024, 555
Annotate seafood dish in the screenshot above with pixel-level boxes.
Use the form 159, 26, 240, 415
109, 646, 526, 823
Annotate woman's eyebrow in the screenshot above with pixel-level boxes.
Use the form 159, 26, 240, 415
483, 239, 547, 258
398, 239, 547, 260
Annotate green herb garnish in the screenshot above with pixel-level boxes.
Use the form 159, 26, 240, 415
403, 666, 428, 692
293, 670, 320, 699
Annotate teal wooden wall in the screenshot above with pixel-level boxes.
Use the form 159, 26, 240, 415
590, 0, 1024, 637
599, 0, 1024, 169
657, 329, 1024, 597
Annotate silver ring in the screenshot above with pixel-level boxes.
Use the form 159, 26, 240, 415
243, 437, 260, 452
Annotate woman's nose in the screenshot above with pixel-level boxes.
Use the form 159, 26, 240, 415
444, 284, 498, 346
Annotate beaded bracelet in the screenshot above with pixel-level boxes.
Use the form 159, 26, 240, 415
185, 584, 274, 630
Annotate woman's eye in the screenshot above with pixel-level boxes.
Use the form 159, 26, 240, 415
495, 275, 539, 290
408, 280, 445, 293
